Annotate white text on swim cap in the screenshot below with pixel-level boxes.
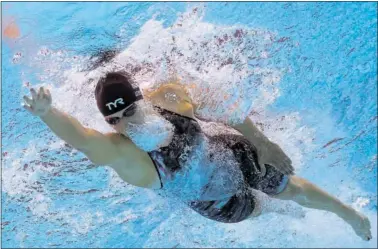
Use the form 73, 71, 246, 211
106, 98, 125, 110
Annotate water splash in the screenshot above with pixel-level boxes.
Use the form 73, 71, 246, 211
2, 3, 377, 248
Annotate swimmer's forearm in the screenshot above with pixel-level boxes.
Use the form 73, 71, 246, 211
232, 117, 270, 146
40, 107, 90, 149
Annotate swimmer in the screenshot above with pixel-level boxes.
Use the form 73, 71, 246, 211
23, 72, 372, 240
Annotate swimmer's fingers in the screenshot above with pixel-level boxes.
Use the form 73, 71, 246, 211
274, 161, 293, 175
45, 88, 52, 103
278, 166, 290, 175
284, 167, 294, 175
23, 96, 34, 106
259, 162, 267, 177
281, 161, 294, 175
38, 87, 45, 99
271, 143, 295, 175
288, 164, 295, 174
280, 159, 293, 174
23, 104, 34, 114
284, 158, 295, 174
30, 88, 38, 100
285, 164, 295, 175
284, 156, 292, 165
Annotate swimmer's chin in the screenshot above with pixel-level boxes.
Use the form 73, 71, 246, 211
157, 132, 173, 147
119, 128, 173, 152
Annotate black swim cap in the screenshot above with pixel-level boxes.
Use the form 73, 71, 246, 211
95, 72, 143, 116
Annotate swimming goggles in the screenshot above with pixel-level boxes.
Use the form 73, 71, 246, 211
105, 102, 137, 125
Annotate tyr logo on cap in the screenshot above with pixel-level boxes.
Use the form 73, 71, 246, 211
106, 98, 125, 110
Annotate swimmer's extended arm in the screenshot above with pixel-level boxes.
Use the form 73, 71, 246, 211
23, 87, 121, 166
232, 117, 295, 175
40, 108, 121, 165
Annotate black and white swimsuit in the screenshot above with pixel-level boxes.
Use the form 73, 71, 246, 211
148, 107, 289, 223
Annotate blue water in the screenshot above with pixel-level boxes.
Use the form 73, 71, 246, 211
2, 2, 377, 248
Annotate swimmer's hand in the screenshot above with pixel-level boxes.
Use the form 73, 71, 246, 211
232, 117, 294, 175
23, 87, 52, 117
258, 142, 294, 175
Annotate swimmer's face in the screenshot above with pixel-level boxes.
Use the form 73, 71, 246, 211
104, 99, 175, 151
104, 101, 145, 133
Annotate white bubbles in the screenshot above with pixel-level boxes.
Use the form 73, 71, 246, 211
5, 4, 376, 248
355, 197, 370, 209
157, 134, 245, 202
21, 5, 293, 132
103, 5, 284, 125
29, 193, 51, 217
124, 101, 175, 152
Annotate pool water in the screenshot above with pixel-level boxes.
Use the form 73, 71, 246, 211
2, 2, 377, 248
